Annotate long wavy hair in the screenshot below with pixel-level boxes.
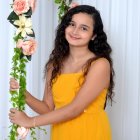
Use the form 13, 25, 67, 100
44, 5, 115, 107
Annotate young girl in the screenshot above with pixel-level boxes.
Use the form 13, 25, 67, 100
9, 5, 114, 140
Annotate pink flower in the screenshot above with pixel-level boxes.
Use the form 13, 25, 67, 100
69, 2, 79, 10
17, 39, 37, 55
29, 0, 36, 12
17, 127, 29, 139
13, 0, 30, 15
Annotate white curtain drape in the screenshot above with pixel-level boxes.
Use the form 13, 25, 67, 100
1, 0, 140, 140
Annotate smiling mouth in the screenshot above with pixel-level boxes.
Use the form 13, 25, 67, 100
69, 34, 80, 40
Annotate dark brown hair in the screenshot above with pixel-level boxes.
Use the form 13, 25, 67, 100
44, 5, 115, 107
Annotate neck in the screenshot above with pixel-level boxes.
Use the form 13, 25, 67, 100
68, 46, 94, 63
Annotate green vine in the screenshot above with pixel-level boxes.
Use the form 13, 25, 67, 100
9, 33, 27, 139
54, 0, 72, 20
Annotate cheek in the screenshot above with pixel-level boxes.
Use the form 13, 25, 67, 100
82, 33, 92, 40
65, 28, 70, 39
65, 27, 71, 34
65, 28, 68, 35
87, 32, 94, 40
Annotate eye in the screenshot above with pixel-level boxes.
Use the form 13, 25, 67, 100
69, 22, 75, 27
81, 26, 88, 31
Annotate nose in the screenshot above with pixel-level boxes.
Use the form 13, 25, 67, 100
72, 27, 79, 35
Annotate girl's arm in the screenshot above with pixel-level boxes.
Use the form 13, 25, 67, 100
10, 66, 55, 115
25, 85, 54, 114
10, 58, 110, 127
25, 66, 55, 114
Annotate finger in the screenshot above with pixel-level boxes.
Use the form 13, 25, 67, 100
10, 85, 19, 90
10, 81, 19, 87
9, 116, 14, 121
9, 78, 17, 85
10, 119, 15, 124
9, 85, 20, 92
10, 108, 17, 113
9, 78, 19, 85
9, 114, 15, 121
10, 77, 15, 82
11, 81, 19, 86
10, 77, 17, 81
10, 85, 19, 89
9, 112, 15, 117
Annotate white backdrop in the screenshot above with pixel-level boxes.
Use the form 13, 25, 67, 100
0, 0, 140, 140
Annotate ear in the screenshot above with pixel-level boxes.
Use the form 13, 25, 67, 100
91, 34, 97, 40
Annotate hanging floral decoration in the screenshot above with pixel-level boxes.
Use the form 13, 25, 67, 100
7, 0, 78, 139
7, 0, 39, 139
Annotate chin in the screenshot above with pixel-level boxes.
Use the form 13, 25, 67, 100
67, 40, 81, 46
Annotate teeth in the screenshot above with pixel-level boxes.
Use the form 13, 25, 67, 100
71, 36, 79, 39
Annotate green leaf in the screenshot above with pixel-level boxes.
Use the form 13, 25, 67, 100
13, 33, 23, 42
55, 0, 62, 4
55, 0, 69, 21
26, 55, 32, 61
20, 53, 25, 59
10, 91, 17, 95
7, 11, 19, 21
21, 58, 28, 63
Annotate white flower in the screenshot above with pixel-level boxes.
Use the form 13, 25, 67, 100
14, 15, 33, 37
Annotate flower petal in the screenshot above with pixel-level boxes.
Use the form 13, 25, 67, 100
25, 28, 33, 34
14, 20, 20, 26
25, 19, 32, 27
19, 15, 26, 23
21, 30, 27, 37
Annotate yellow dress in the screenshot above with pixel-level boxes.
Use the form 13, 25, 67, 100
51, 72, 112, 140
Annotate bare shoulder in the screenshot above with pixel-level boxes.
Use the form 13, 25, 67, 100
85, 58, 110, 88
90, 57, 110, 73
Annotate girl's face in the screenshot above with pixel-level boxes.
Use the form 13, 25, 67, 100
65, 13, 94, 48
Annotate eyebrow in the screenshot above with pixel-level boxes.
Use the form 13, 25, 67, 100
70, 21, 90, 29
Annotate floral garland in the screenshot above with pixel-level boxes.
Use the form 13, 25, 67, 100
54, 0, 80, 22
7, 0, 77, 139
7, 0, 39, 139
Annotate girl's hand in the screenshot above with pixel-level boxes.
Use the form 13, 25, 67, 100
9, 78, 19, 91
9, 108, 33, 128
